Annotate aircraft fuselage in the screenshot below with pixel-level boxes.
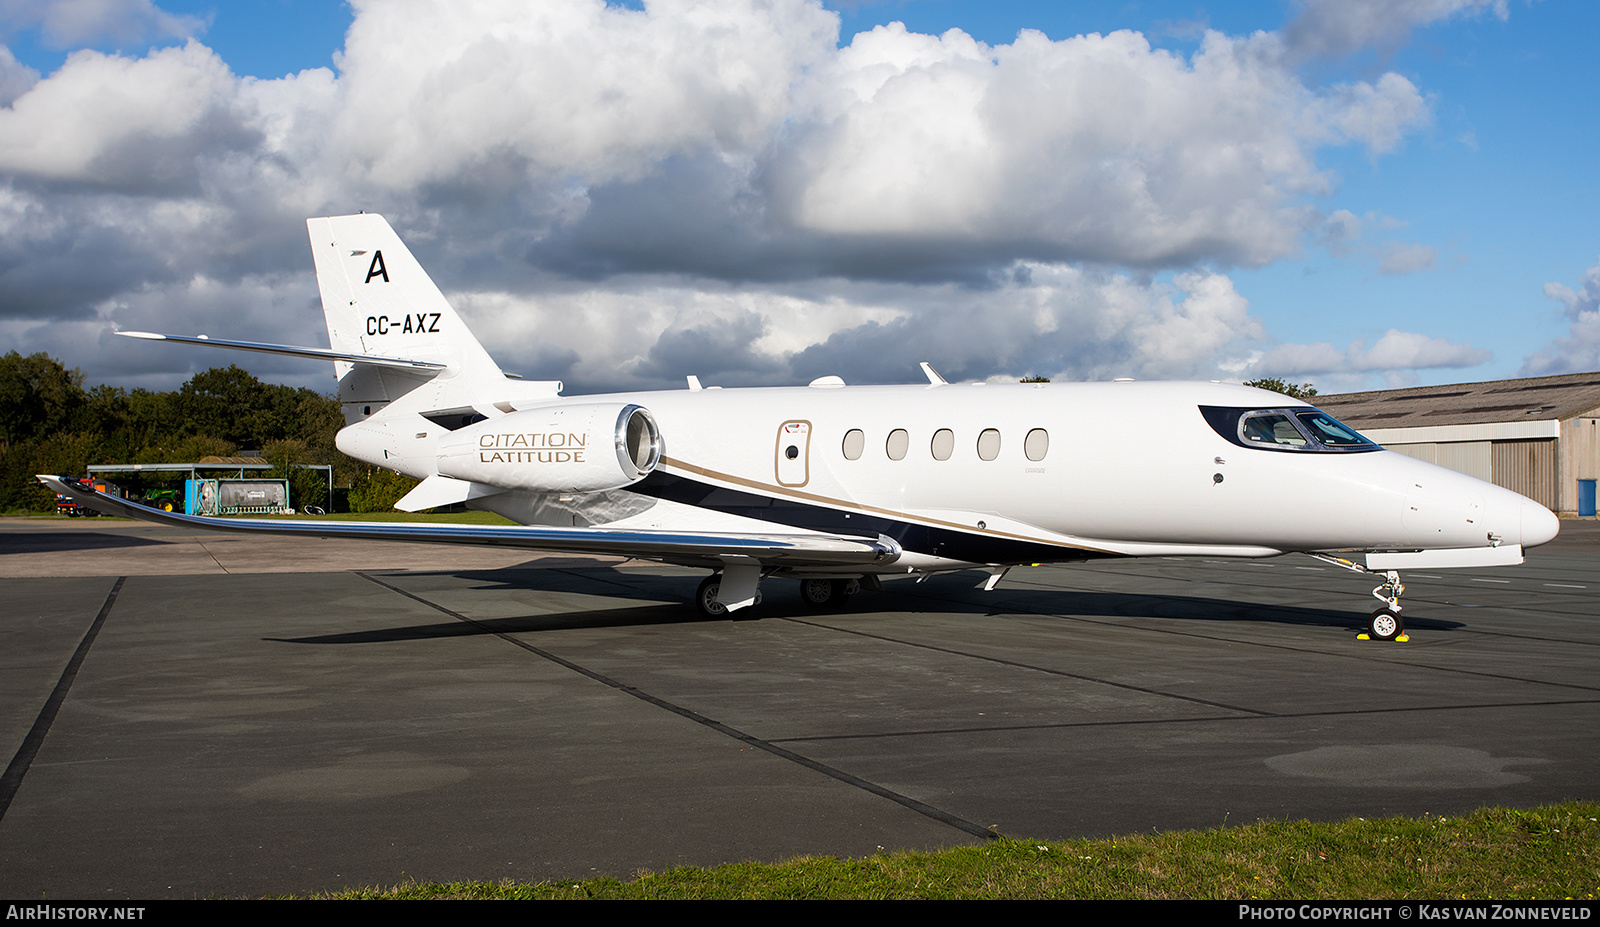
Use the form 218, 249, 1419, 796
339, 378, 1557, 574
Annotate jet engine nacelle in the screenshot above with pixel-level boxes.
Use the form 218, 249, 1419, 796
436, 403, 662, 493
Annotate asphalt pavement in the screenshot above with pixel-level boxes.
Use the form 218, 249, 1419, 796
2, 517, 1596, 898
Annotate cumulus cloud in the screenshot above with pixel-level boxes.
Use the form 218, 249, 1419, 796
768, 25, 1427, 270
782, 267, 1265, 386
1308, 71, 1430, 154
0, 44, 37, 105
0, 0, 1482, 392
0, 0, 203, 48
1376, 241, 1437, 275
1318, 208, 1363, 255
328, 0, 835, 190
0, 41, 253, 192
1313, 210, 1436, 275
1252, 329, 1490, 380
1285, 0, 1508, 60
1519, 257, 1600, 376
447, 265, 1264, 392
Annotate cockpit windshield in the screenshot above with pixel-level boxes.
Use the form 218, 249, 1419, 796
1200, 406, 1380, 453
1294, 410, 1371, 448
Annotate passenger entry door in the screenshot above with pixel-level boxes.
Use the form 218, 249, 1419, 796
775, 420, 812, 487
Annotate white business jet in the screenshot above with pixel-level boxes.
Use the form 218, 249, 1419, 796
41, 214, 1560, 641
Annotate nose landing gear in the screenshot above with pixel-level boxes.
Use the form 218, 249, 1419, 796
1362, 571, 1408, 641
1308, 556, 1411, 642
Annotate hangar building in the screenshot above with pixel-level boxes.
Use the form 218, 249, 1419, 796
1313, 371, 1600, 516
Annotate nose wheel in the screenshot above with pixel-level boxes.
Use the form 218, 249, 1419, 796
1366, 607, 1404, 641
1361, 570, 1407, 642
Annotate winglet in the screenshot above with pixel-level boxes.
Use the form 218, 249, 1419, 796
920, 362, 948, 385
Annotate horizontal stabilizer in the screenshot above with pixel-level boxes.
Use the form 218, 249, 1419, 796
38, 476, 902, 570
117, 331, 447, 372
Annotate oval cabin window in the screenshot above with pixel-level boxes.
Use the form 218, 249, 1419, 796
977, 428, 1001, 461
931, 429, 955, 461
886, 429, 909, 461
1024, 428, 1049, 461
842, 429, 865, 460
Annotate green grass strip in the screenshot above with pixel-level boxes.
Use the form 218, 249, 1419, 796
314, 802, 1600, 900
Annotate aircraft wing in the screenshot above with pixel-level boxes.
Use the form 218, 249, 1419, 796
37, 476, 901, 569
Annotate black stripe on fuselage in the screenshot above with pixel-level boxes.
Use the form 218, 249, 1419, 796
630, 470, 1114, 566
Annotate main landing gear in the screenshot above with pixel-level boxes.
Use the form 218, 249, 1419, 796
693, 575, 858, 618
694, 574, 738, 618
799, 577, 857, 609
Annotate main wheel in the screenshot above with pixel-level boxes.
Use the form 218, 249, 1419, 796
1367, 607, 1404, 641
799, 577, 856, 609
800, 578, 837, 607
695, 575, 729, 619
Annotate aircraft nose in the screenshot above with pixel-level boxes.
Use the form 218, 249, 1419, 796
1522, 498, 1560, 549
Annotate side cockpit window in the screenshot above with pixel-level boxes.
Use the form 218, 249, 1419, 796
1241, 412, 1308, 448
1201, 406, 1379, 453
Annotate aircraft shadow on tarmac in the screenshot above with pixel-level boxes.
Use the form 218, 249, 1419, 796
266, 566, 1464, 646
0, 530, 170, 554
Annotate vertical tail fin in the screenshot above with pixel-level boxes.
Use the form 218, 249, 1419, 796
308, 214, 499, 373
306, 214, 556, 422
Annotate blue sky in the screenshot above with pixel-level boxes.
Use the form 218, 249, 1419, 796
1, 0, 1596, 395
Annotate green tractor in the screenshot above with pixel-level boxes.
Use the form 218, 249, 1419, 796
143, 487, 180, 513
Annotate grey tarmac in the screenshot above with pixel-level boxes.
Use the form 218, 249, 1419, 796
1, 517, 1597, 899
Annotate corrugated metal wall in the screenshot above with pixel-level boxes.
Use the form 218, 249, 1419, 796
1561, 417, 1600, 513
1491, 440, 1557, 509
1386, 442, 1493, 481
1387, 443, 1432, 462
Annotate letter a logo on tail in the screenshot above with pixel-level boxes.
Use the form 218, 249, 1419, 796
365, 251, 389, 283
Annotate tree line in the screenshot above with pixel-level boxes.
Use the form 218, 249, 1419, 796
0, 351, 414, 514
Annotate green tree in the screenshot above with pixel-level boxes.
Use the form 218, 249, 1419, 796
0, 352, 87, 443
0, 352, 392, 515
156, 435, 238, 462
177, 365, 269, 446
5, 431, 103, 512
348, 467, 420, 513
263, 438, 332, 512
1243, 377, 1318, 400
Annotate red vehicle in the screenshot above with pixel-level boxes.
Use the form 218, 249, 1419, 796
56, 479, 118, 516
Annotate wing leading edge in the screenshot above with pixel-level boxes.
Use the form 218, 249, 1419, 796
36, 476, 901, 569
